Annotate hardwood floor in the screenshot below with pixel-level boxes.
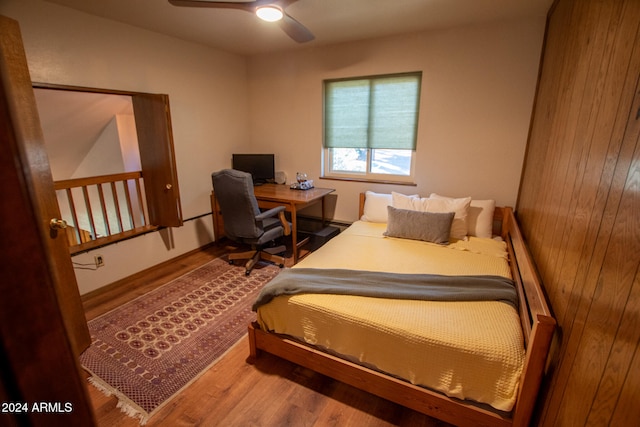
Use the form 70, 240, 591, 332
81, 243, 453, 427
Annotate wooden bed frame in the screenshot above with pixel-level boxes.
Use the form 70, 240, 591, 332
248, 194, 556, 427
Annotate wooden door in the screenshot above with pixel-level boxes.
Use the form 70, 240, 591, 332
132, 93, 183, 227
0, 15, 95, 426
0, 20, 90, 358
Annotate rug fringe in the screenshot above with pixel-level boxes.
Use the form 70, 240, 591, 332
116, 399, 149, 425
87, 375, 150, 425
87, 375, 113, 397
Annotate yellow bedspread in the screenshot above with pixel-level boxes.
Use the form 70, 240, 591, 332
256, 221, 525, 411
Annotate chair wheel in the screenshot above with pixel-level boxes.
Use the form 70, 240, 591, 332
228, 260, 234, 265
245, 270, 251, 276
279, 264, 284, 268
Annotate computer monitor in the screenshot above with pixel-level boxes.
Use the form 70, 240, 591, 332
232, 154, 275, 185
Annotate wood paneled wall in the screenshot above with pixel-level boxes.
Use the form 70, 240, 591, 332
517, 0, 640, 425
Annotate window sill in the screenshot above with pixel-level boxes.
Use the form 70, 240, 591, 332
319, 176, 417, 186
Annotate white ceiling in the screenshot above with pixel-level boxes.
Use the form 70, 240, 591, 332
44, 0, 553, 56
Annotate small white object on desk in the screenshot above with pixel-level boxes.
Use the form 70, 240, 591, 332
290, 180, 314, 190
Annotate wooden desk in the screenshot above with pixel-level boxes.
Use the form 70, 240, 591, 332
211, 184, 335, 263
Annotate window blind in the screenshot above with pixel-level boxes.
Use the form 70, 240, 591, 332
324, 72, 421, 150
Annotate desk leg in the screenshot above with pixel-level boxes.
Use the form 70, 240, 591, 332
211, 191, 223, 242
290, 204, 298, 263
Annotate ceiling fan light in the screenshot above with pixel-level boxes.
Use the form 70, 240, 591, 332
256, 6, 283, 22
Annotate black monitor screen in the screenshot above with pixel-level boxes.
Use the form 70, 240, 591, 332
232, 154, 275, 185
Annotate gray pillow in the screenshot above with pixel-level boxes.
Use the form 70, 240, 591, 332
383, 206, 454, 244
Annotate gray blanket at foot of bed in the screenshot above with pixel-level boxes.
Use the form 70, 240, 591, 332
252, 268, 517, 311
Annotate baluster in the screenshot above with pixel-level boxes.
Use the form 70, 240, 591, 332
81, 185, 97, 240
122, 179, 135, 229
65, 188, 83, 243
111, 181, 124, 233
135, 177, 148, 227
96, 183, 111, 236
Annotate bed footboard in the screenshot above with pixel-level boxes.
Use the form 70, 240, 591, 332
248, 322, 512, 427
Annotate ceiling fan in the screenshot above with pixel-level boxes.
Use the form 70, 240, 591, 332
168, 0, 315, 43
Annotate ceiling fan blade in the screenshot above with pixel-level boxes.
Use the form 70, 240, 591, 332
279, 12, 314, 43
168, 0, 313, 43
168, 0, 256, 11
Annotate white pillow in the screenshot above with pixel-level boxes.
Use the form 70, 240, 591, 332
360, 191, 392, 223
393, 192, 470, 240
391, 192, 419, 210
468, 199, 496, 238
423, 196, 471, 240
430, 193, 493, 238
362, 191, 422, 222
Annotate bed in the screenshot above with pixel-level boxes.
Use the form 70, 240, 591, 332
247, 191, 555, 427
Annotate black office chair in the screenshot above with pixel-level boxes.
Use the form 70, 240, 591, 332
212, 169, 291, 275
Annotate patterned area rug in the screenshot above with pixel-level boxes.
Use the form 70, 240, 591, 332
80, 258, 280, 424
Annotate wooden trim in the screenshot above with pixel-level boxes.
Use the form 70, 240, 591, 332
320, 176, 418, 186
33, 81, 155, 97
358, 192, 366, 218
69, 225, 158, 255
250, 194, 556, 427
53, 172, 143, 189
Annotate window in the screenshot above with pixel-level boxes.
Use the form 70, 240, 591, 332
323, 72, 421, 183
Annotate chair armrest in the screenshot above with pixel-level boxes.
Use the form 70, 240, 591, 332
255, 206, 291, 237
278, 211, 291, 236
255, 206, 285, 221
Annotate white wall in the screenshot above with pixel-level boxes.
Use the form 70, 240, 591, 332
116, 114, 142, 172
72, 116, 125, 178
248, 19, 546, 221
1, 0, 250, 294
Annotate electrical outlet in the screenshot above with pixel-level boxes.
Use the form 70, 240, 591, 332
94, 255, 105, 268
